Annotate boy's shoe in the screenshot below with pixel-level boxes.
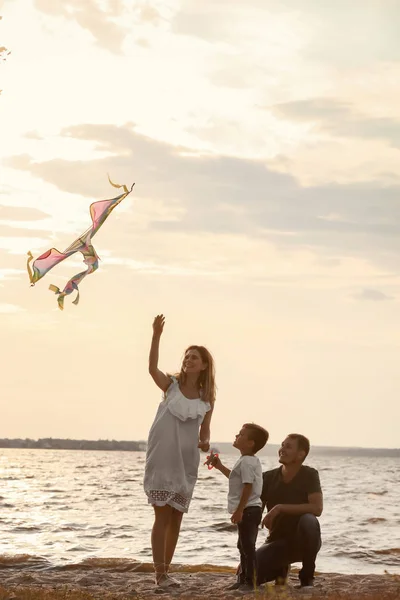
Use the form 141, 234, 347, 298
225, 581, 242, 590
237, 583, 256, 593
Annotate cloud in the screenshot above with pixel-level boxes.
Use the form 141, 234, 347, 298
24, 130, 44, 140
171, 2, 400, 66
352, 289, 394, 302
0, 268, 26, 281
33, 0, 129, 53
0, 303, 25, 313
0, 205, 50, 221
298, 2, 400, 66
171, 0, 400, 87
172, 5, 238, 43
272, 98, 352, 121
33, 0, 163, 54
0, 205, 53, 248
138, 3, 162, 25
0, 234, 50, 255
271, 98, 400, 148
5, 123, 400, 272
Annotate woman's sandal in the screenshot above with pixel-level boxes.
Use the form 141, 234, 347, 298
156, 574, 181, 589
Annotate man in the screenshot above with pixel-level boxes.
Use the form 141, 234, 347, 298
256, 433, 323, 588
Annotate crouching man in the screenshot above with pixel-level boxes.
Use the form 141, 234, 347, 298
257, 434, 323, 589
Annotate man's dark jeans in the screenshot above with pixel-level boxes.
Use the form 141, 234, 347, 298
256, 514, 322, 586
237, 506, 262, 586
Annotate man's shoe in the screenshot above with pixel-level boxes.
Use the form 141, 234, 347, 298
275, 564, 290, 586
295, 579, 314, 590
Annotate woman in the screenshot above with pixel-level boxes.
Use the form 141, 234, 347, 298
144, 314, 216, 588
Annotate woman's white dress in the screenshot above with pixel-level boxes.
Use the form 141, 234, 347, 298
144, 377, 211, 513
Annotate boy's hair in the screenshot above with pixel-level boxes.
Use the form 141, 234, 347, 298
287, 433, 310, 460
242, 423, 269, 454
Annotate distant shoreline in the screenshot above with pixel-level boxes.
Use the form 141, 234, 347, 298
0, 438, 398, 456
0, 438, 146, 451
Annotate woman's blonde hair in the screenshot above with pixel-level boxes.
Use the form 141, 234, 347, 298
176, 345, 216, 405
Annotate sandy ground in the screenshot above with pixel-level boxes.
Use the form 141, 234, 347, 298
0, 559, 399, 599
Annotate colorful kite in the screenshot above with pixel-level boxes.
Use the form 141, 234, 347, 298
27, 177, 135, 310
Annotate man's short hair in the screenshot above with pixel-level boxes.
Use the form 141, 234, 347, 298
243, 423, 269, 453
287, 433, 310, 460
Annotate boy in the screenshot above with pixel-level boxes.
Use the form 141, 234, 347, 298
210, 423, 269, 591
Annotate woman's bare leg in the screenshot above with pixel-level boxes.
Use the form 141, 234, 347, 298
165, 508, 184, 572
152, 505, 173, 581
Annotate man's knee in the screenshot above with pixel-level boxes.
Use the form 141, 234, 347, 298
297, 513, 320, 534
256, 542, 290, 585
256, 540, 288, 569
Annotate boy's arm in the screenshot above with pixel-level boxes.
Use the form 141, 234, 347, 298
211, 456, 231, 478
231, 483, 253, 524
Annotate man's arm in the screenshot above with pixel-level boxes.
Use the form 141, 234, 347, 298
262, 492, 323, 529
275, 492, 323, 516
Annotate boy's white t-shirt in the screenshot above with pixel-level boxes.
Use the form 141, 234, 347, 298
227, 455, 263, 514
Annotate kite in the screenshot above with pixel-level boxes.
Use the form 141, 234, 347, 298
27, 177, 135, 310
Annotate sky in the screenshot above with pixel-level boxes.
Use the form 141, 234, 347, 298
1, 0, 400, 449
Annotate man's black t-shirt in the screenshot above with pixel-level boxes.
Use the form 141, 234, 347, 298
261, 465, 322, 542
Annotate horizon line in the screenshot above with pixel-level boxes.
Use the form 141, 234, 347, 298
0, 437, 398, 452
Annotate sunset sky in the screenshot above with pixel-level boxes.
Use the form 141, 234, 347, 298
1, 0, 400, 449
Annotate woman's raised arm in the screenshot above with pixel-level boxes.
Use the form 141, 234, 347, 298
149, 314, 172, 392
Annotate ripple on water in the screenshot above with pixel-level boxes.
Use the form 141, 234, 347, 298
208, 522, 237, 533
67, 545, 95, 552
0, 449, 399, 575
11, 526, 42, 533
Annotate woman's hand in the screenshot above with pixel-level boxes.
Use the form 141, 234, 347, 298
152, 314, 165, 337
198, 440, 210, 452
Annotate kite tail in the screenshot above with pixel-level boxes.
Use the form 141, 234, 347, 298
48, 255, 96, 310
108, 174, 135, 195
49, 284, 65, 310
49, 283, 80, 311
27, 251, 35, 286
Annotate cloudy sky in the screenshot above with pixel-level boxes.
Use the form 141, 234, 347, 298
1, 0, 400, 449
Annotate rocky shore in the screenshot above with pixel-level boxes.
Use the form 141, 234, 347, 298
0, 558, 399, 599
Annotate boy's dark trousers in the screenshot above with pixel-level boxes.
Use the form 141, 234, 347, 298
237, 506, 262, 586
